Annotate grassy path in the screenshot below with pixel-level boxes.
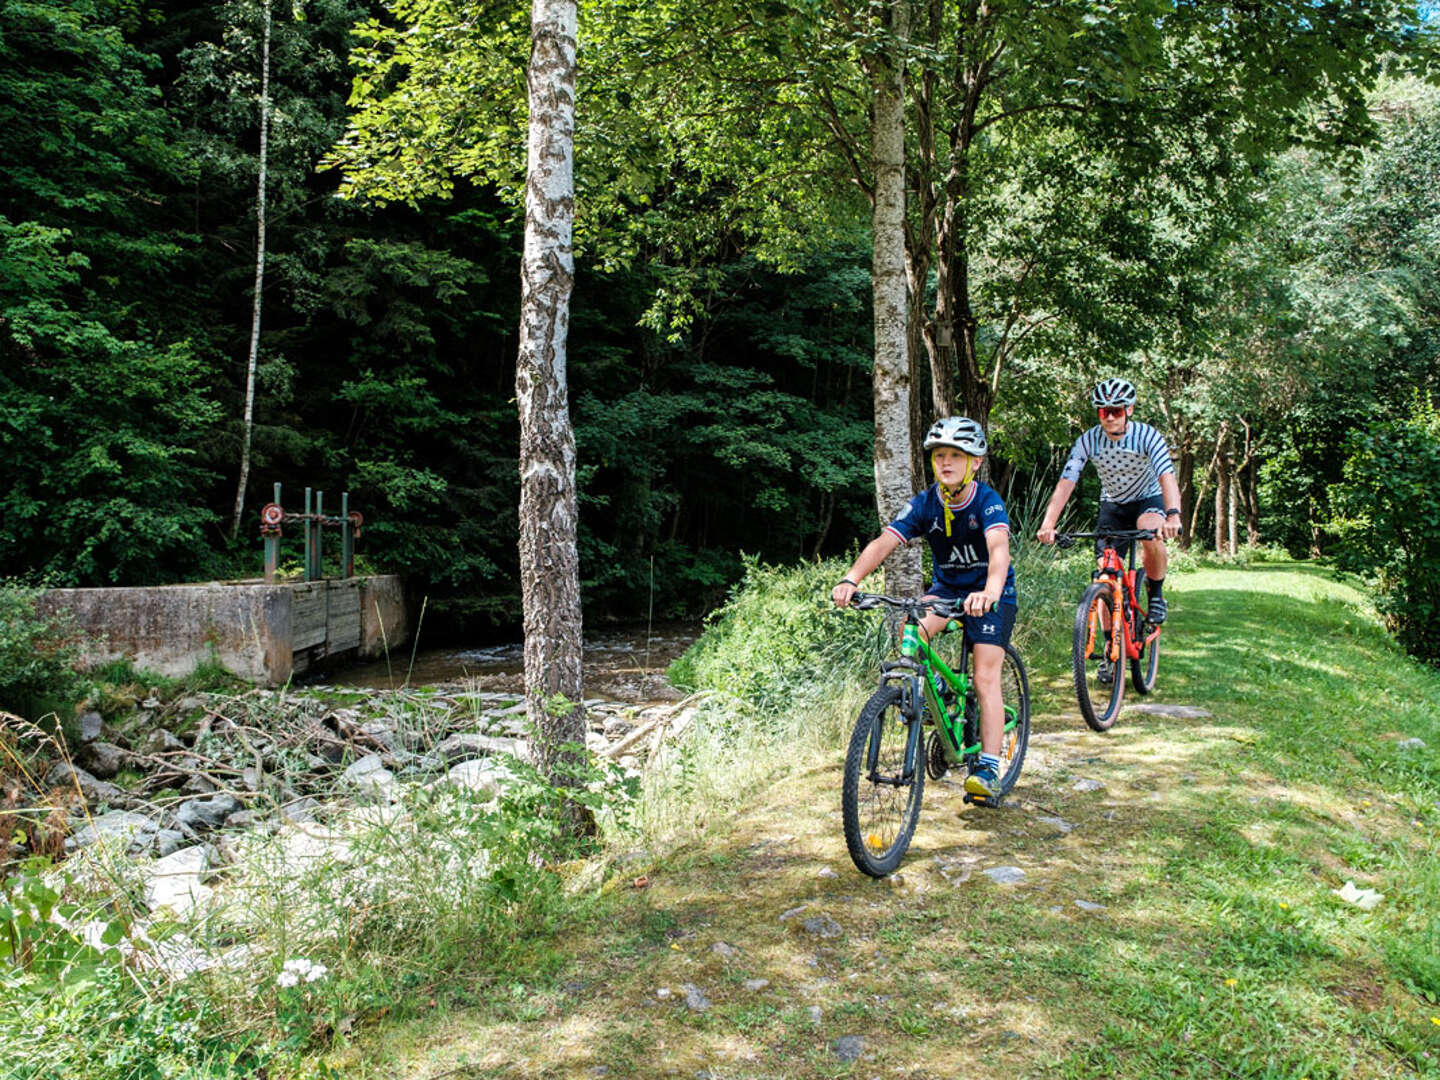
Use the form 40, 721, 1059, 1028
337, 564, 1440, 1079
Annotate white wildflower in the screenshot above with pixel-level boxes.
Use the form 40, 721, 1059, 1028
277, 957, 329, 987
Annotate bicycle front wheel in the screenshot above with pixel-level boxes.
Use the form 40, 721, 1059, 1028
842, 684, 925, 878
1074, 581, 1125, 732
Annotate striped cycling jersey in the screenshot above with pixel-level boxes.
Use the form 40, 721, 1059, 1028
1060, 421, 1174, 503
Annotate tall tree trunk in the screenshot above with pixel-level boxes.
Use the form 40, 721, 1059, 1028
1214, 443, 1232, 557
871, 0, 921, 596
1244, 455, 1260, 546
1176, 440, 1195, 550
518, 0, 587, 831
230, 0, 271, 539
1228, 472, 1238, 554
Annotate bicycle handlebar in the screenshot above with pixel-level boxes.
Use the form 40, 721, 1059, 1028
1054, 529, 1156, 550
847, 592, 960, 619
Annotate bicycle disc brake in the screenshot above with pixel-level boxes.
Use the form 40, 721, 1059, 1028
925, 731, 949, 780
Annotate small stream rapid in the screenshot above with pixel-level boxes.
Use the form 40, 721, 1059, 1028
321, 621, 703, 703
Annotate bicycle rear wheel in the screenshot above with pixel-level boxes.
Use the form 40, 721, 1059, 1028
842, 684, 924, 878
963, 643, 1031, 793
1074, 581, 1124, 732
1130, 629, 1160, 694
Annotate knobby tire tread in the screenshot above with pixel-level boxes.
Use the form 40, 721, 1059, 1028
1074, 580, 1124, 732
842, 685, 924, 877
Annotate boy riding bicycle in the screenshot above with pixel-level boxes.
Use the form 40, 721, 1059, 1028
832, 417, 1017, 801
1036, 378, 1181, 680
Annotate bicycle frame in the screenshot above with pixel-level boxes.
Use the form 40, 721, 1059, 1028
874, 613, 1022, 779
1085, 541, 1160, 664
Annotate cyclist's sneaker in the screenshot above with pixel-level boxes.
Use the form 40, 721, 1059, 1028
1097, 656, 1114, 685
964, 763, 1002, 802
1146, 595, 1167, 625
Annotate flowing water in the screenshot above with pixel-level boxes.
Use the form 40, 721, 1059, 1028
323, 620, 702, 703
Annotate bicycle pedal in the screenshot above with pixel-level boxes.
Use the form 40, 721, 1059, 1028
962, 792, 1003, 809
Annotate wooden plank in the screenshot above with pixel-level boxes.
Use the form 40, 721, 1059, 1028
292, 585, 327, 649
326, 580, 362, 653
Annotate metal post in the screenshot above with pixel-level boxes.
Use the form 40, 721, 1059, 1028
313, 490, 325, 581
264, 481, 281, 583
304, 487, 313, 582
341, 491, 353, 578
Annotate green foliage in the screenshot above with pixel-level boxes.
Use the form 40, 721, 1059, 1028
1329, 394, 1440, 663
667, 556, 888, 711
0, 960, 269, 1080
0, 586, 78, 718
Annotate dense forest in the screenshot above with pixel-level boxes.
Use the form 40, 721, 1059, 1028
2, 0, 1438, 646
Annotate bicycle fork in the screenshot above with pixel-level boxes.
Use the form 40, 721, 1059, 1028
873, 662, 927, 784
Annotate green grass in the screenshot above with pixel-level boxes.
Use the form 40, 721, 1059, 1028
321, 558, 1440, 1079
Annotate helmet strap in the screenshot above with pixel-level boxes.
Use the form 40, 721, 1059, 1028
932, 452, 977, 536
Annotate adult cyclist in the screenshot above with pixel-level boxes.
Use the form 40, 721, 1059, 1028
1036, 378, 1181, 681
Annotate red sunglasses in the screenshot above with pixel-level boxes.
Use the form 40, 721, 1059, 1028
1098, 406, 1127, 419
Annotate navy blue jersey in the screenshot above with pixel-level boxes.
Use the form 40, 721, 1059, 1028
886, 482, 1017, 599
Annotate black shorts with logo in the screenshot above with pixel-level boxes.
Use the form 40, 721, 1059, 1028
1096, 496, 1166, 558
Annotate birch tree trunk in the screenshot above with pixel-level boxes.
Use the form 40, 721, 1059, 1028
518, 0, 587, 829
871, 0, 921, 597
230, 0, 271, 539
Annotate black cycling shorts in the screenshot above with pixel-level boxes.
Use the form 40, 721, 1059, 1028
1096, 497, 1166, 558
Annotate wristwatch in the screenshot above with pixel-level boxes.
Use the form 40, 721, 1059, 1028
1165, 508, 1181, 518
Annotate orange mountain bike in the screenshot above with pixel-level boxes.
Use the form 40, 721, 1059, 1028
1056, 529, 1161, 731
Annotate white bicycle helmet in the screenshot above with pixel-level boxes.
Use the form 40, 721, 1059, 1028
922, 416, 987, 455
1091, 378, 1137, 408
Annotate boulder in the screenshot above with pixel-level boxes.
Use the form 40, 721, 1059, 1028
76, 711, 105, 744
139, 728, 185, 757
175, 794, 242, 832
341, 755, 397, 802
430, 732, 530, 766
68, 811, 157, 853
444, 760, 513, 798
145, 845, 213, 919
79, 742, 128, 780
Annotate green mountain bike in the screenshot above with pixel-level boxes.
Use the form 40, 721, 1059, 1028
841, 593, 1031, 878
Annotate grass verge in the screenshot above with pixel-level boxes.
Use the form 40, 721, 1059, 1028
324, 559, 1440, 1078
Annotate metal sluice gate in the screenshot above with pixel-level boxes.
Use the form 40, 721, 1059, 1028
259, 482, 363, 583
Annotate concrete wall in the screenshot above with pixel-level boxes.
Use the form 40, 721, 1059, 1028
39, 576, 407, 686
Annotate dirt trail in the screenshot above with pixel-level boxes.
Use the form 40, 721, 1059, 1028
367, 694, 1266, 1079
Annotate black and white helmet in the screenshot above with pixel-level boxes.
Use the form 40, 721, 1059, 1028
1091, 378, 1138, 408
922, 416, 987, 455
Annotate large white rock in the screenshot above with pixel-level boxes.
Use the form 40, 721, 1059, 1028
145, 845, 213, 919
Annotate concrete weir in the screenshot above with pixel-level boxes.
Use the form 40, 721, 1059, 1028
39, 576, 408, 686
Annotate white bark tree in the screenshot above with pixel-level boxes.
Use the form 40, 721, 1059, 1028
868, 0, 922, 596
517, 0, 587, 826
231, 0, 271, 539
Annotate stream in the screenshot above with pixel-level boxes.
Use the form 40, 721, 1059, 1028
321, 620, 703, 703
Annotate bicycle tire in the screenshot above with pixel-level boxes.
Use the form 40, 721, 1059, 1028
1131, 631, 1160, 695
1127, 568, 1160, 695
842, 684, 925, 878
962, 643, 1031, 793
1074, 580, 1125, 732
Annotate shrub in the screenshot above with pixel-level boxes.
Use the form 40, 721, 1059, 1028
0, 585, 79, 719
1329, 394, 1440, 664
668, 546, 1086, 707
666, 556, 889, 711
